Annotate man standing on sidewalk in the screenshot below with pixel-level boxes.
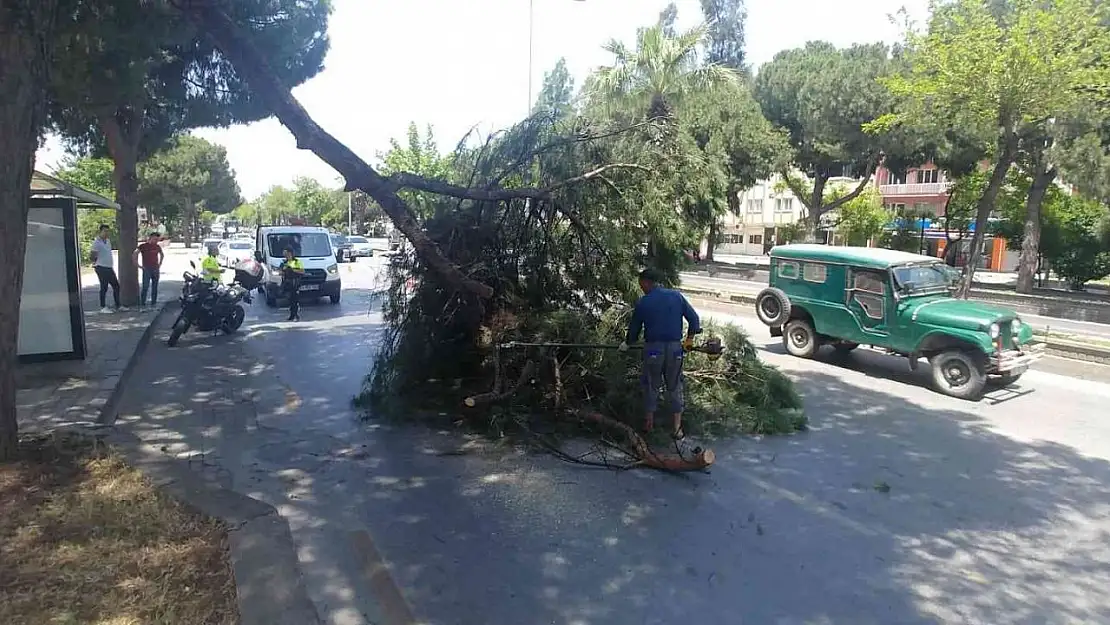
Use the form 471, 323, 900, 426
134, 232, 164, 312
90, 224, 123, 313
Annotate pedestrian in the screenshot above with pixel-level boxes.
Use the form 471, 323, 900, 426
279, 247, 305, 321
134, 231, 164, 311
620, 268, 701, 441
89, 224, 123, 313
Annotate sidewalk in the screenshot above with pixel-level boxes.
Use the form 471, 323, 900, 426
15, 276, 179, 433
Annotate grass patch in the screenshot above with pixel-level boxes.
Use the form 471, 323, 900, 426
0, 432, 238, 625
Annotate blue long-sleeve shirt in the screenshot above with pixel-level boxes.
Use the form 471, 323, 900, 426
626, 287, 701, 344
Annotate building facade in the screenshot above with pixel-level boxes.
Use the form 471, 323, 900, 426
715, 173, 861, 256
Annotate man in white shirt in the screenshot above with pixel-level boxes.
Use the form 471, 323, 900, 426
89, 224, 123, 313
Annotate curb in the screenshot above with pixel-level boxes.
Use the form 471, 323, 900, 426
679, 288, 1110, 365
97, 300, 178, 425
101, 428, 322, 625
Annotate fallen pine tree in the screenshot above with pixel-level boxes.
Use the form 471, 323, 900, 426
180, 1, 807, 472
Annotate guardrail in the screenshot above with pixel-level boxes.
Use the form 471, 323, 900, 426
678, 287, 1110, 365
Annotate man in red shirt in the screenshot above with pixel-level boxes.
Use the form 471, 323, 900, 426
134, 232, 165, 311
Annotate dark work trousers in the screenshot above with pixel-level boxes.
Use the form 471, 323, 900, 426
95, 266, 121, 308
284, 279, 301, 321
641, 341, 685, 414
141, 267, 160, 306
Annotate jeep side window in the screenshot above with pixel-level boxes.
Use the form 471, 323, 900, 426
850, 270, 886, 321
778, 261, 799, 279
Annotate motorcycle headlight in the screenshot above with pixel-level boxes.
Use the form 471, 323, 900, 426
989, 323, 1000, 339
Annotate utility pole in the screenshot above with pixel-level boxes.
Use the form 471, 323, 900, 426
347, 192, 353, 235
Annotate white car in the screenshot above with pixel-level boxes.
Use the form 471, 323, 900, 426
218, 240, 255, 267
346, 236, 374, 258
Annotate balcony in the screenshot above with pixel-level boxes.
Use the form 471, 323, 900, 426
879, 182, 951, 197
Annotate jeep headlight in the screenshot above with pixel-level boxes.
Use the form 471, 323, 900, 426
327, 263, 339, 274
989, 323, 1001, 339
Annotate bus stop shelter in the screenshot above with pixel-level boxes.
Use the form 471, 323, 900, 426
19, 171, 118, 363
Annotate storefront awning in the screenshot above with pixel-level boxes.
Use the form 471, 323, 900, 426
30, 170, 118, 210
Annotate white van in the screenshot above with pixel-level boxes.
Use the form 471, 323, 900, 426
255, 225, 342, 306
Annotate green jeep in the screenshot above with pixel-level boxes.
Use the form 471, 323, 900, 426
754, 244, 1045, 400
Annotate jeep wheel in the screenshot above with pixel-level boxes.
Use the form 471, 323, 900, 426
755, 287, 791, 327
930, 349, 987, 400
783, 319, 818, 358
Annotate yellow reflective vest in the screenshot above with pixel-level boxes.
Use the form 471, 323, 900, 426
201, 255, 222, 282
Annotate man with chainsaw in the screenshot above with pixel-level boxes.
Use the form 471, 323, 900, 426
620, 268, 701, 442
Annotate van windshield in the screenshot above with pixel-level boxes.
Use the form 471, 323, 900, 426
267, 232, 332, 258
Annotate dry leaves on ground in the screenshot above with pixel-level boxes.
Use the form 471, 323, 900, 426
0, 432, 238, 625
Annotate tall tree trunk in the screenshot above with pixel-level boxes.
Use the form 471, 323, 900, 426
705, 221, 718, 262
807, 173, 828, 242
1015, 165, 1056, 294
0, 0, 58, 461
957, 129, 1018, 299
99, 108, 144, 307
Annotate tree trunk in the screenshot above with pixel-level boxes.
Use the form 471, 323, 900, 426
957, 130, 1018, 299
0, 1, 57, 461
1015, 165, 1056, 294
183, 197, 194, 247
807, 174, 828, 242
705, 221, 718, 262
99, 109, 144, 307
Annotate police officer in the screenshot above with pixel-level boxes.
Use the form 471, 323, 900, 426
201, 245, 223, 283
280, 247, 305, 321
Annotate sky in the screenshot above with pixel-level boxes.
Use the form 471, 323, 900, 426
35, 0, 929, 201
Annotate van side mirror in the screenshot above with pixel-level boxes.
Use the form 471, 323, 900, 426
253, 250, 263, 262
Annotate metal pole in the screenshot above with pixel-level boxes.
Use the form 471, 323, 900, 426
347, 192, 353, 235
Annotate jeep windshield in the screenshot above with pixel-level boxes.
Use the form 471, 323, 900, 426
267, 232, 332, 258
892, 262, 953, 295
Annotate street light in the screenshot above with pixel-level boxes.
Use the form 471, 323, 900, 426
528, 0, 587, 114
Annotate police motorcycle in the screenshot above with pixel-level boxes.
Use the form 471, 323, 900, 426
167, 259, 264, 347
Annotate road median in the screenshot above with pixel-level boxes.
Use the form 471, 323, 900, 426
678, 287, 1110, 366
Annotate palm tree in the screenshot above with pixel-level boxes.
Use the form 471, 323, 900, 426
590, 23, 738, 120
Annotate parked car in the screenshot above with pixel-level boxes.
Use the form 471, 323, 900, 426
330, 233, 353, 263
346, 235, 374, 258
218, 240, 254, 267
754, 244, 1045, 400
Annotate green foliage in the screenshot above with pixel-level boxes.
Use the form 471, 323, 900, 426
247, 177, 349, 229
1044, 196, 1110, 290
589, 22, 739, 119
139, 136, 240, 241
754, 41, 908, 230
699, 0, 747, 71
533, 58, 576, 119
377, 123, 456, 220
54, 157, 117, 259
828, 184, 888, 245
49, 0, 332, 158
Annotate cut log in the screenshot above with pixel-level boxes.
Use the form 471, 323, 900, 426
579, 411, 714, 471
463, 360, 536, 407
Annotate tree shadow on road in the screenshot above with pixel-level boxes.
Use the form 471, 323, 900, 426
111, 295, 1110, 625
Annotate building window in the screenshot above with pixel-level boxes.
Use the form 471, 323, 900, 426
748, 234, 763, 245
803, 263, 827, 283
913, 202, 932, 214
778, 261, 799, 279
775, 198, 794, 212
891, 203, 906, 212
917, 169, 939, 184
746, 199, 763, 213
887, 171, 907, 185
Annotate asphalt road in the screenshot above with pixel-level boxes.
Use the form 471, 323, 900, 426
116, 257, 1110, 625
681, 272, 1110, 342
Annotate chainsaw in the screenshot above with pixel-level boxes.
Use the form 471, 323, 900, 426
498, 336, 725, 361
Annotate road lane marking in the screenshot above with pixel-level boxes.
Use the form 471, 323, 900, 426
350, 529, 420, 625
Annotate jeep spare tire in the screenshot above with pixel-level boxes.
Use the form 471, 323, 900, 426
755, 287, 791, 327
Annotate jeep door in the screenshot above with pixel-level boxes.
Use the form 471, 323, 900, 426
845, 267, 893, 344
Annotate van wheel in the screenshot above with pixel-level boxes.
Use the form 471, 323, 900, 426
930, 349, 987, 400
783, 319, 818, 358
330, 292, 341, 304
755, 287, 791, 327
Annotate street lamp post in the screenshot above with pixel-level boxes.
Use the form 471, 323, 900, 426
347, 191, 353, 235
